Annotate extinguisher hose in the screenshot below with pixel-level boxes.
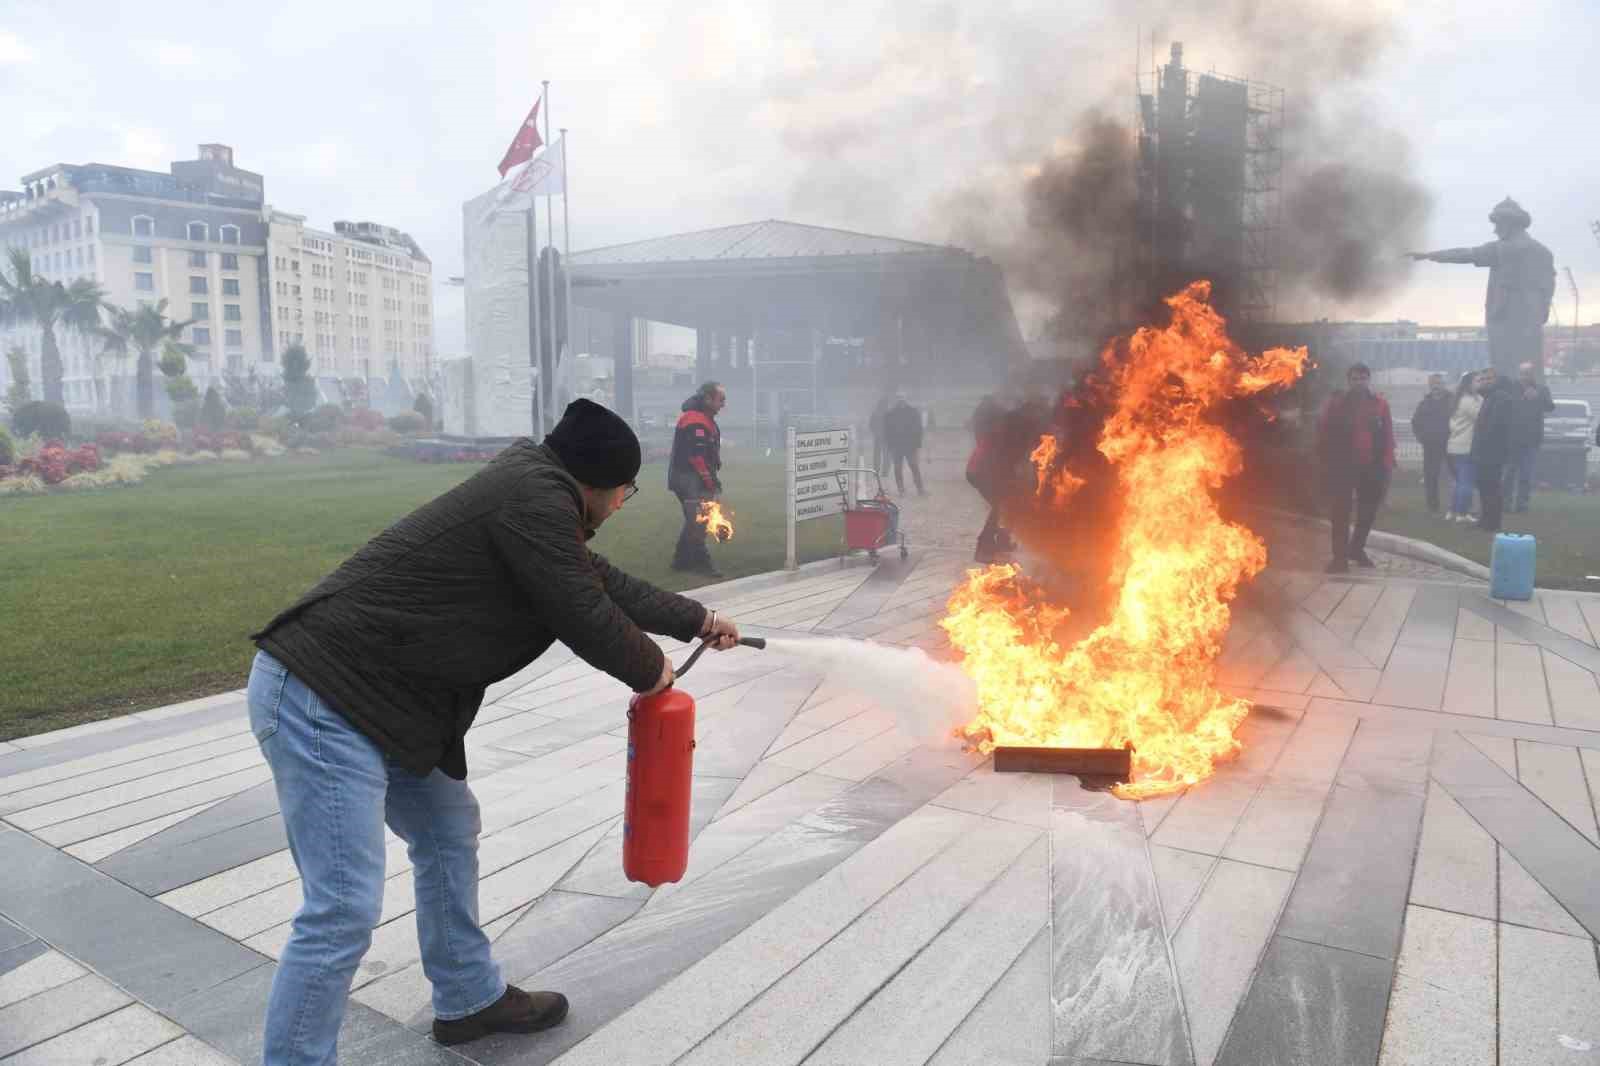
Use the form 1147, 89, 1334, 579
675, 636, 766, 679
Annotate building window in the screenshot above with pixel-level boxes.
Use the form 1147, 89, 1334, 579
192, 302, 210, 320
221, 253, 239, 271
190, 276, 208, 294
87, 245, 95, 265
189, 250, 207, 268
72, 220, 81, 240
192, 326, 211, 346
187, 222, 208, 242
135, 272, 154, 292
291, 259, 300, 272
85, 216, 94, 236
133, 245, 153, 264
219, 225, 239, 245
133, 216, 154, 237
225, 329, 243, 347
74, 248, 83, 269
224, 304, 241, 322
222, 278, 240, 296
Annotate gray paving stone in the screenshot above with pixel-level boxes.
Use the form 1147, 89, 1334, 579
1173, 859, 1294, 1066
467, 750, 980, 1065
0, 824, 266, 1010
926, 931, 1050, 1066
1378, 905, 1496, 1066
0, 915, 32, 954
1223, 779, 1331, 871
690, 673, 817, 779
1466, 592, 1600, 675
98, 780, 288, 894
1431, 733, 1600, 939
1395, 585, 1460, 651
1372, 644, 1451, 711
166, 960, 462, 1066
1496, 641, 1554, 725
127, 1035, 243, 1065
1150, 846, 1214, 932
1352, 584, 1416, 668
1409, 782, 1497, 919
1442, 639, 1497, 718
678, 823, 1041, 1066
0, 702, 248, 783
1335, 721, 1431, 795
0, 973, 130, 1058
3, 1002, 184, 1066
1515, 740, 1599, 842
1544, 649, 1600, 731
1213, 936, 1391, 1066
1498, 923, 1600, 1066
0, 939, 48, 981
523, 803, 981, 1066
1051, 779, 1192, 1066
0, 950, 83, 1007
1276, 781, 1425, 960
1500, 846, 1589, 938
815, 553, 919, 627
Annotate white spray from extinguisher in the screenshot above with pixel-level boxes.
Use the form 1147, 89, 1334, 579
760, 636, 976, 749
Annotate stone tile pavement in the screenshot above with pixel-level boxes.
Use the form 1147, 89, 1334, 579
1, 546, 1598, 1064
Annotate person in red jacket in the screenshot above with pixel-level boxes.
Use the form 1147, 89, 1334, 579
1316, 363, 1396, 573
669, 381, 726, 576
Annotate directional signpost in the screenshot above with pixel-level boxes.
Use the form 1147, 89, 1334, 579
786, 426, 857, 569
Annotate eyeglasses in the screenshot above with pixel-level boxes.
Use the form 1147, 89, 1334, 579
622, 483, 639, 502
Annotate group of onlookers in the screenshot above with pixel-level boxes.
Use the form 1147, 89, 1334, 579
1318, 360, 1555, 573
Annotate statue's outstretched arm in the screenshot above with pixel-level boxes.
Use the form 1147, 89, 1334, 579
1408, 243, 1496, 266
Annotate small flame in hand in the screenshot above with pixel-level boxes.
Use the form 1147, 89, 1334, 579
697, 499, 735, 542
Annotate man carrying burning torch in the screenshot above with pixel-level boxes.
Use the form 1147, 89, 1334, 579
246, 399, 741, 1064
670, 380, 727, 578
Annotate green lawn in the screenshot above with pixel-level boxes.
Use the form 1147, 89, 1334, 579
1376, 466, 1600, 590
0, 449, 842, 739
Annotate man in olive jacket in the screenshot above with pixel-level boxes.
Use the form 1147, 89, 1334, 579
247, 399, 740, 1064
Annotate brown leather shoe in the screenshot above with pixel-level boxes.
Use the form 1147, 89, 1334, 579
432, 985, 569, 1046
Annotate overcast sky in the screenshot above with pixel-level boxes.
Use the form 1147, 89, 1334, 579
2, 0, 1595, 354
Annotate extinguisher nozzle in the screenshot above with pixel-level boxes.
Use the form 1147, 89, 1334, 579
739, 637, 767, 650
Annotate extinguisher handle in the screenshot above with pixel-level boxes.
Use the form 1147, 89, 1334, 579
674, 636, 767, 680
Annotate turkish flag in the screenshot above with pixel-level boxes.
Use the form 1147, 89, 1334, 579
497, 100, 544, 178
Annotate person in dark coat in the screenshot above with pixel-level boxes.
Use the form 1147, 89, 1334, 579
1502, 361, 1555, 513
668, 381, 726, 577
1317, 363, 1396, 573
1410, 373, 1453, 514
967, 396, 1007, 562
1470, 368, 1516, 532
868, 393, 890, 476
882, 392, 927, 495
247, 399, 742, 1064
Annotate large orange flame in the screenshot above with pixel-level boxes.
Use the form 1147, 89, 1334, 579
941, 282, 1307, 798
696, 499, 735, 542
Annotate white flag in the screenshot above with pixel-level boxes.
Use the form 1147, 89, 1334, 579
480, 136, 565, 223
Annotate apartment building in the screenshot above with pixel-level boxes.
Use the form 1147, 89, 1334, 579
0, 144, 269, 412
265, 213, 433, 384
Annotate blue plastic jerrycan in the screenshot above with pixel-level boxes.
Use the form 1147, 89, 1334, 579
1489, 533, 1536, 601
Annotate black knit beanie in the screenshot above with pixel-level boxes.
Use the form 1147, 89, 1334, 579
544, 399, 641, 488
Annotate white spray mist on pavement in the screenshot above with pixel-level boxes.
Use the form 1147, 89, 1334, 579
762, 636, 976, 749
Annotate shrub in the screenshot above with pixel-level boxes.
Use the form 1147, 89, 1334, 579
0, 426, 13, 467
15, 440, 101, 484
172, 398, 202, 430
225, 406, 260, 432
305, 404, 346, 434
12, 401, 70, 440
143, 420, 179, 446
190, 430, 254, 454
413, 393, 434, 429
387, 411, 426, 435
349, 407, 386, 432
200, 386, 227, 432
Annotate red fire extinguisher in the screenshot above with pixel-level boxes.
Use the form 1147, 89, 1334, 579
624, 636, 765, 886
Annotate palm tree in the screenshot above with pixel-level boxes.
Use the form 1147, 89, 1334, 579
97, 300, 195, 419
0, 249, 106, 407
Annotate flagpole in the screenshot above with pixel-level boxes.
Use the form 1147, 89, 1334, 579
527, 200, 543, 439
541, 79, 557, 425
560, 126, 573, 414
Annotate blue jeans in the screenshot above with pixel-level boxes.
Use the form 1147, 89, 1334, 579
1502, 446, 1538, 511
1448, 455, 1476, 515
247, 651, 503, 1066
